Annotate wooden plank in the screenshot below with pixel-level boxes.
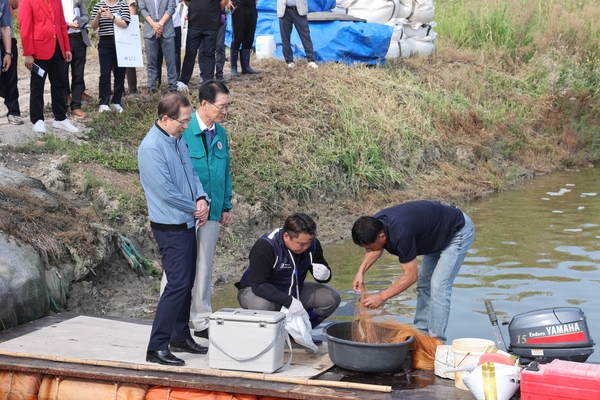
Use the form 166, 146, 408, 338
0, 314, 475, 399
0, 355, 389, 400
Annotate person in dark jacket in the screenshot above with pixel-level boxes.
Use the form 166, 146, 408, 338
236, 213, 341, 329
229, 0, 259, 76
351, 201, 475, 343
177, 0, 228, 90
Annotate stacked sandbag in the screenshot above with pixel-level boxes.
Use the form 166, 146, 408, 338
332, 0, 437, 59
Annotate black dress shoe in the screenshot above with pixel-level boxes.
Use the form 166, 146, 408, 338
146, 349, 185, 366
169, 338, 208, 354
194, 329, 209, 339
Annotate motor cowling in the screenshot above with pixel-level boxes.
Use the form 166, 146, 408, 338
508, 307, 595, 363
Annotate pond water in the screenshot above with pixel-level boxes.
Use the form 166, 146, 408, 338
213, 164, 600, 362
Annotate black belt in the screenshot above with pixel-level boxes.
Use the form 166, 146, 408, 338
68, 32, 82, 37
150, 221, 189, 231
286, 5, 297, 10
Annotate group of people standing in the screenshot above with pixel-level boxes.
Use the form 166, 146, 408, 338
139, 86, 476, 366
138, 84, 341, 366
0, 0, 320, 132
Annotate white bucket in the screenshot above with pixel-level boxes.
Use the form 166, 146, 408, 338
255, 35, 276, 59
451, 338, 495, 390
434, 344, 455, 379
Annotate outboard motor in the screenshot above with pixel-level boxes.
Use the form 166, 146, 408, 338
485, 301, 595, 363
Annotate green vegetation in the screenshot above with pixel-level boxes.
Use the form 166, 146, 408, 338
8, 0, 600, 219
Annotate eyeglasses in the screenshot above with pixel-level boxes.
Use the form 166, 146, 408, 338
206, 101, 229, 113
169, 116, 192, 125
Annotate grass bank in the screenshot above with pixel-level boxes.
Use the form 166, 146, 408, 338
8, 0, 600, 223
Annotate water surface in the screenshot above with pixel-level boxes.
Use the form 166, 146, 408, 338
213, 164, 600, 362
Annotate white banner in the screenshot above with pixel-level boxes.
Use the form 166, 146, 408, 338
115, 15, 144, 68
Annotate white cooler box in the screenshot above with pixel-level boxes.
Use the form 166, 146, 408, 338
208, 308, 286, 373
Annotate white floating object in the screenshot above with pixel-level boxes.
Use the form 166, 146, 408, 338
582, 193, 597, 196
578, 206, 585, 210
541, 197, 550, 201
552, 210, 563, 213
546, 189, 570, 196
564, 228, 582, 232
565, 184, 575, 186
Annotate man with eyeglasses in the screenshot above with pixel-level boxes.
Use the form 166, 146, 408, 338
160, 79, 232, 341
139, 92, 210, 366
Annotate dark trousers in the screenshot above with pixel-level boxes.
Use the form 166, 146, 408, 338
157, 26, 182, 84
126, 67, 137, 92
179, 28, 218, 84
279, 8, 316, 63
199, 22, 225, 79
0, 38, 21, 117
68, 34, 87, 111
98, 36, 126, 106
231, 6, 257, 50
30, 42, 69, 123
148, 227, 197, 351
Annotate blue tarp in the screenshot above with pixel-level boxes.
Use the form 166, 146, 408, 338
225, 11, 393, 66
256, 0, 336, 13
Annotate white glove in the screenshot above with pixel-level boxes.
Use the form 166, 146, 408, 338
312, 263, 331, 281
288, 297, 306, 316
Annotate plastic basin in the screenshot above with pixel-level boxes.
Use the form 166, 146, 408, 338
324, 321, 414, 373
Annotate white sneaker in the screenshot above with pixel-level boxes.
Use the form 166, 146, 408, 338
287, 62, 295, 68
32, 120, 46, 133
307, 62, 319, 69
111, 104, 124, 113
176, 81, 189, 92
52, 118, 79, 133
99, 105, 111, 113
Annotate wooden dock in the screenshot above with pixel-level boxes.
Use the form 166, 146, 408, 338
0, 314, 474, 399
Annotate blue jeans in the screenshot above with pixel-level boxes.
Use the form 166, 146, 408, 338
413, 212, 475, 342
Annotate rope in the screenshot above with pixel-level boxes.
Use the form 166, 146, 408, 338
117, 234, 149, 276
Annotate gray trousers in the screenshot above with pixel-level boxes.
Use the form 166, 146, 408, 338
279, 8, 316, 63
145, 35, 178, 91
237, 281, 340, 318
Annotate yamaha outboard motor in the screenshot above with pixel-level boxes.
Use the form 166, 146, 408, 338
485, 301, 595, 363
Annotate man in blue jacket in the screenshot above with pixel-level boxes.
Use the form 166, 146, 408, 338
351, 201, 475, 343
160, 79, 232, 340
235, 213, 341, 330
139, 92, 210, 366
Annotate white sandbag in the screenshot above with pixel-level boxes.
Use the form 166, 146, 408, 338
406, 32, 437, 57
462, 362, 522, 400
333, 0, 400, 24
399, 39, 411, 58
384, 18, 405, 42
334, 0, 434, 25
386, 41, 400, 58
403, 20, 437, 38
397, 0, 435, 24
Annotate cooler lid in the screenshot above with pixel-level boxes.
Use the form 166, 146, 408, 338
210, 308, 285, 324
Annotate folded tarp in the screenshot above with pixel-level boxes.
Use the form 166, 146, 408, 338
226, 12, 393, 66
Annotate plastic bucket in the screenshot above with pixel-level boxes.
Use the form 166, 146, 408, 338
255, 35, 276, 59
452, 338, 495, 390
